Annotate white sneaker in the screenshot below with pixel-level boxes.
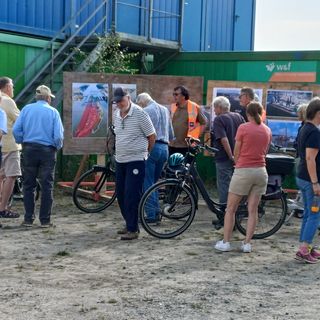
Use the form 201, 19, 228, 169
214, 240, 231, 252
241, 241, 252, 253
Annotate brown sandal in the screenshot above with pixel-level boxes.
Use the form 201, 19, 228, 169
0, 210, 20, 218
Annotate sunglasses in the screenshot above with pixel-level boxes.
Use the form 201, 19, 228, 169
172, 92, 181, 96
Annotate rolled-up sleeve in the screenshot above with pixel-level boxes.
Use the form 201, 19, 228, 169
12, 112, 24, 144
53, 110, 64, 149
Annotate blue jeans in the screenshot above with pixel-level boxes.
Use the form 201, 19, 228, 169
22, 143, 56, 224
296, 177, 320, 244
215, 159, 234, 204
116, 161, 145, 232
144, 142, 169, 219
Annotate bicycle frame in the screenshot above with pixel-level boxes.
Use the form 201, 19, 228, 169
175, 147, 225, 219
189, 165, 224, 217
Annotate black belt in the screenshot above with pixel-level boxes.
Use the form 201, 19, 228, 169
23, 142, 56, 150
155, 140, 168, 145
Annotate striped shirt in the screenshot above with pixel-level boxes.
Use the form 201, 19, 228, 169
144, 100, 174, 143
114, 103, 155, 163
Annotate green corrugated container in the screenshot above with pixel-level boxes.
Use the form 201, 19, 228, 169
0, 33, 60, 101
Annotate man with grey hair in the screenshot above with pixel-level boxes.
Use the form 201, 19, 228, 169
13, 85, 64, 228
211, 96, 245, 207
136, 92, 174, 223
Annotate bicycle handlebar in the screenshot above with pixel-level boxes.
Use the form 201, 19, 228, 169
186, 137, 219, 155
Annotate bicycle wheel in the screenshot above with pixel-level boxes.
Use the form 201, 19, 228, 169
139, 179, 197, 239
235, 192, 287, 239
73, 167, 116, 213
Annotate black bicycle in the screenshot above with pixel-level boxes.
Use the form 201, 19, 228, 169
139, 138, 292, 239
72, 156, 116, 213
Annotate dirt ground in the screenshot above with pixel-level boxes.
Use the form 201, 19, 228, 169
0, 188, 319, 320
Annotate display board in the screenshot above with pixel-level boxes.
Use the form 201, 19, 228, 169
63, 72, 203, 154
207, 80, 320, 148
206, 80, 320, 108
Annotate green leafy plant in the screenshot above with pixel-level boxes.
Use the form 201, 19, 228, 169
73, 32, 139, 74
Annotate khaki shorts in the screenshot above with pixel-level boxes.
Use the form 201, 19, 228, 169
229, 167, 268, 196
0, 151, 21, 177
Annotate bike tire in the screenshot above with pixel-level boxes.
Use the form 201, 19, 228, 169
235, 192, 287, 239
139, 179, 197, 239
73, 167, 116, 213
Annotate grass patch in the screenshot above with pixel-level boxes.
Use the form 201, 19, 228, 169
55, 250, 71, 257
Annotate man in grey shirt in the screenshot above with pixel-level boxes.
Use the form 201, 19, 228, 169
136, 92, 174, 222
113, 87, 156, 240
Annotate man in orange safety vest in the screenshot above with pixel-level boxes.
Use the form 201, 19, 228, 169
169, 85, 207, 156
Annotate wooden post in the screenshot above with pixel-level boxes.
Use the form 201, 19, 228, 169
73, 154, 89, 187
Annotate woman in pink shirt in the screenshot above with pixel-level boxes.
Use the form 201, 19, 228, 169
215, 102, 272, 253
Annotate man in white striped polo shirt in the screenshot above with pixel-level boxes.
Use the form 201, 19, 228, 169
113, 87, 156, 240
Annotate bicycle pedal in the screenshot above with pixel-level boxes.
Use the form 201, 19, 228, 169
212, 221, 223, 230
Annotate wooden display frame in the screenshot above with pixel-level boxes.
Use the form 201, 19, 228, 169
63, 72, 203, 155
206, 80, 320, 107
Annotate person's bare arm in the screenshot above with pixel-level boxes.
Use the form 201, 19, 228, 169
147, 133, 156, 152
220, 137, 234, 161
233, 140, 242, 164
197, 109, 207, 135
306, 147, 320, 195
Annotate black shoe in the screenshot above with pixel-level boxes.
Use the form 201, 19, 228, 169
40, 223, 55, 228
21, 221, 34, 227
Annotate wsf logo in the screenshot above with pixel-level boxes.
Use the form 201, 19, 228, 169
266, 62, 292, 72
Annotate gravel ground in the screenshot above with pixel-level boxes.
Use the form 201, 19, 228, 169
0, 189, 319, 320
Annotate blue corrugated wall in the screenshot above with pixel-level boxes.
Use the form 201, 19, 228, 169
0, 0, 255, 51
0, 0, 65, 37
182, 0, 255, 51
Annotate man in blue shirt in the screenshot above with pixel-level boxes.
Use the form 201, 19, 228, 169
136, 92, 174, 222
13, 85, 64, 227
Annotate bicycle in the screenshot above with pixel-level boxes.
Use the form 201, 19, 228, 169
138, 138, 294, 239
72, 155, 116, 213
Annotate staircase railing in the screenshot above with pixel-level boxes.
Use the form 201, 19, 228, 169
14, 0, 108, 106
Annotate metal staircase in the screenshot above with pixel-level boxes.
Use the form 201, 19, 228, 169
13, 0, 109, 109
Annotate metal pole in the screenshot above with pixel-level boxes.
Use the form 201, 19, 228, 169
148, 0, 153, 42
111, 0, 117, 32
104, 0, 108, 35
178, 0, 184, 49
70, 0, 77, 35
50, 43, 54, 89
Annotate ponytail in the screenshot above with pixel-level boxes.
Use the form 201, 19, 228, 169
246, 102, 263, 125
